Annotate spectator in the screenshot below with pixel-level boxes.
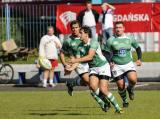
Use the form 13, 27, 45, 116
99, 3, 115, 49
38, 26, 62, 88
77, 1, 99, 39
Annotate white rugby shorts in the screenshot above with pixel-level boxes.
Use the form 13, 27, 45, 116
112, 61, 136, 78
75, 63, 89, 75
90, 63, 111, 77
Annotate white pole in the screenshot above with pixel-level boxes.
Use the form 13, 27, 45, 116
5, 4, 10, 40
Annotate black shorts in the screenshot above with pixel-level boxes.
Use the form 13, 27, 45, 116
89, 73, 110, 80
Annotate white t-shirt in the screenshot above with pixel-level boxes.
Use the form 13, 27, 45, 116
99, 9, 114, 30
39, 35, 62, 60
82, 10, 96, 27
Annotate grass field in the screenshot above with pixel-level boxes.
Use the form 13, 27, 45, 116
132, 52, 160, 62
0, 91, 160, 119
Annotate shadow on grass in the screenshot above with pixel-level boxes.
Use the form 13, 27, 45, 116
29, 112, 90, 116
28, 106, 99, 112
62, 106, 99, 109
28, 107, 106, 116
28, 109, 74, 112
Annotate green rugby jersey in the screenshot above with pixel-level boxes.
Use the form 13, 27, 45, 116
105, 34, 139, 65
77, 39, 107, 68
61, 35, 82, 57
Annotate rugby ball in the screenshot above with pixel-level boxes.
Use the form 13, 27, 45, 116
39, 58, 52, 69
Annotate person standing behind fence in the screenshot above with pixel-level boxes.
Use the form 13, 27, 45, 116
77, 1, 99, 39
38, 26, 62, 88
99, 3, 115, 49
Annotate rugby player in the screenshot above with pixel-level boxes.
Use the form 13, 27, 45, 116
103, 21, 142, 107
69, 26, 123, 113
60, 20, 111, 112
60, 20, 89, 95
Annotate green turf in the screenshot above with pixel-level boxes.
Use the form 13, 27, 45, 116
4, 56, 38, 64
0, 91, 160, 119
133, 52, 160, 62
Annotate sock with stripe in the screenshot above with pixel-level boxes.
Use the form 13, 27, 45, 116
106, 92, 121, 111
70, 78, 81, 87
99, 91, 110, 106
127, 83, 135, 92
90, 89, 105, 109
118, 88, 128, 103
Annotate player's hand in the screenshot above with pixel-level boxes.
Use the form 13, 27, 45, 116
65, 65, 73, 71
67, 63, 79, 71
109, 62, 115, 69
136, 59, 142, 66
68, 57, 76, 64
64, 63, 71, 69
63, 63, 72, 75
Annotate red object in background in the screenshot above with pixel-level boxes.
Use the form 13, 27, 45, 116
56, 3, 160, 34
152, 3, 160, 31
113, 3, 152, 32
56, 5, 86, 34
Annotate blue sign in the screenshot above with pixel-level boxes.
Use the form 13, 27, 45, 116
92, 0, 102, 4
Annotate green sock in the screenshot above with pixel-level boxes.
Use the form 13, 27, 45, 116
91, 90, 105, 109
106, 92, 121, 111
127, 83, 135, 93
128, 83, 134, 90
99, 91, 110, 105
70, 78, 81, 87
118, 89, 128, 103
92, 88, 110, 106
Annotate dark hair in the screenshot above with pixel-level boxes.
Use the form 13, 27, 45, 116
81, 26, 92, 38
70, 20, 81, 28
115, 21, 124, 26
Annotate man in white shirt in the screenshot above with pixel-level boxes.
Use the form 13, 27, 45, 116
77, 1, 99, 39
39, 26, 62, 88
99, 3, 115, 49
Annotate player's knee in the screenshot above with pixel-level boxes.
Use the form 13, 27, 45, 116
131, 80, 137, 85
128, 77, 137, 84
81, 73, 90, 82
99, 86, 109, 95
127, 72, 137, 80
84, 79, 90, 85
118, 85, 125, 90
89, 83, 98, 91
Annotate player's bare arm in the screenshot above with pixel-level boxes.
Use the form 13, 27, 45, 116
69, 48, 96, 64
59, 51, 71, 68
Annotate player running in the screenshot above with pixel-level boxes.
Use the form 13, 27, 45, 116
103, 21, 142, 107
60, 20, 110, 112
69, 26, 123, 113
60, 20, 89, 95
